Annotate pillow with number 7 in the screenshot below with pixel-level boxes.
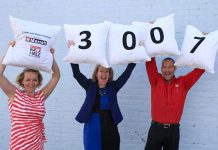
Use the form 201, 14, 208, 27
175, 25, 218, 73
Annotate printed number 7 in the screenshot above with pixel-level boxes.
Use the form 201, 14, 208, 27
190, 37, 205, 53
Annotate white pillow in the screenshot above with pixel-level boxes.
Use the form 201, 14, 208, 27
175, 25, 218, 73
63, 22, 109, 67
132, 14, 180, 57
2, 16, 61, 73
107, 22, 150, 65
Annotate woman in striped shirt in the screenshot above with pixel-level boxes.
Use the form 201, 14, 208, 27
0, 41, 60, 150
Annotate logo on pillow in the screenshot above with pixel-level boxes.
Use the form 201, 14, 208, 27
2, 15, 61, 73
26, 37, 47, 46
29, 45, 41, 58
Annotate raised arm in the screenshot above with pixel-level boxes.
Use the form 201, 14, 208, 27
181, 68, 205, 91
41, 48, 60, 100
0, 61, 16, 99
114, 63, 136, 91
67, 40, 90, 89
0, 41, 17, 99
146, 57, 159, 84
70, 63, 90, 90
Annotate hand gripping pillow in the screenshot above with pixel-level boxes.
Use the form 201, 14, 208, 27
175, 25, 218, 73
132, 14, 180, 57
107, 22, 151, 65
3, 16, 61, 73
63, 22, 109, 67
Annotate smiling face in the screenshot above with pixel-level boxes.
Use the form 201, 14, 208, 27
92, 65, 113, 88
16, 69, 43, 96
161, 58, 176, 81
22, 72, 40, 95
96, 66, 110, 88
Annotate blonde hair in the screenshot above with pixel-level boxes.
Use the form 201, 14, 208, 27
92, 65, 114, 82
16, 68, 43, 88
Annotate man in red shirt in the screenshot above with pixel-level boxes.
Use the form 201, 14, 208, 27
144, 57, 205, 150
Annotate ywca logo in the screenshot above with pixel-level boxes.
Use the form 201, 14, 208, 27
29, 45, 41, 58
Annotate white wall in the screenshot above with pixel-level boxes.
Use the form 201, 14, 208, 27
0, 0, 218, 149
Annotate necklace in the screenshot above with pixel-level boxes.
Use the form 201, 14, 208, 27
98, 88, 107, 96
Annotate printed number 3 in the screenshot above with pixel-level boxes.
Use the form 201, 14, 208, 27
79, 31, 92, 49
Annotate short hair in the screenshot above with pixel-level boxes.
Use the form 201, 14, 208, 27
92, 65, 114, 82
162, 57, 175, 65
16, 68, 43, 88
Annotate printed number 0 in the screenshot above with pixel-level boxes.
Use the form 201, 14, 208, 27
190, 37, 205, 53
123, 31, 136, 50
79, 31, 92, 49
150, 27, 164, 44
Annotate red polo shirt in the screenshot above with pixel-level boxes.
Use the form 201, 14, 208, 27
146, 58, 205, 124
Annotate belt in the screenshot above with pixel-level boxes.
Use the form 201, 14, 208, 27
151, 121, 180, 128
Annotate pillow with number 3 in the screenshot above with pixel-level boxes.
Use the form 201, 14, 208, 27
175, 25, 218, 73
63, 23, 109, 67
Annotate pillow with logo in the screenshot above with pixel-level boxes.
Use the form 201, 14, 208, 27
63, 22, 109, 67
2, 16, 61, 73
132, 14, 180, 57
175, 25, 218, 73
107, 22, 151, 65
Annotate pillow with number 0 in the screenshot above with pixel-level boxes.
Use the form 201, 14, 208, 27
107, 22, 151, 65
63, 23, 109, 67
175, 25, 218, 73
2, 16, 61, 73
132, 14, 180, 57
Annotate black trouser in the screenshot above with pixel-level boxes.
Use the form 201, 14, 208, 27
100, 110, 120, 150
144, 122, 180, 150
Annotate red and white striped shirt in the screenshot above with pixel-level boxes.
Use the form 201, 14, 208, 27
8, 88, 46, 150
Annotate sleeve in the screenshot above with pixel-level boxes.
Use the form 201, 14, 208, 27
146, 57, 159, 84
70, 63, 90, 90
114, 63, 136, 91
181, 68, 205, 91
